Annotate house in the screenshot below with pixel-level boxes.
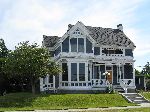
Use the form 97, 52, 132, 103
40, 21, 136, 93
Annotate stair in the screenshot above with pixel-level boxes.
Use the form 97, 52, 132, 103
113, 85, 125, 93
122, 93, 150, 104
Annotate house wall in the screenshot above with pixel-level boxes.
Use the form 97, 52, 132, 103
40, 23, 136, 92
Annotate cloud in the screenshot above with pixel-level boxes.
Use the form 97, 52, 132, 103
0, 0, 149, 68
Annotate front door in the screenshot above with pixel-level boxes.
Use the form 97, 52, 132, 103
107, 70, 112, 84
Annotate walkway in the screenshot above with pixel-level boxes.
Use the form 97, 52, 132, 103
10, 103, 150, 112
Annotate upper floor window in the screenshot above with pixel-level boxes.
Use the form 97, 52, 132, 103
102, 48, 123, 55
55, 46, 61, 56
70, 38, 77, 52
78, 38, 84, 52
62, 37, 69, 52
70, 38, 84, 52
86, 38, 93, 53
125, 49, 133, 57
94, 47, 100, 55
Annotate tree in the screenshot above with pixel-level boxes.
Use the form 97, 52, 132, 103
141, 62, 150, 90
135, 69, 141, 75
0, 38, 8, 95
5, 41, 61, 94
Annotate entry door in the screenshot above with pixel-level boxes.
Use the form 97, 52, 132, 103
107, 70, 112, 84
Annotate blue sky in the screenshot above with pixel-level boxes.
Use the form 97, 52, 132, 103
0, 0, 150, 70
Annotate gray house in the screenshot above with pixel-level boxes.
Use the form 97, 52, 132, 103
40, 21, 136, 93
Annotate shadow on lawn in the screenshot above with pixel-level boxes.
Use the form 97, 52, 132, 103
0, 92, 49, 108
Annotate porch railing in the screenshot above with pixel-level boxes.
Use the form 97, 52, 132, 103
119, 79, 134, 93
60, 81, 91, 87
40, 83, 54, 91
91, 79, 106, 87
60, 79, 108, 88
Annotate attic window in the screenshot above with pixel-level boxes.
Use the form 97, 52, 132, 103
73, 29, 83, 35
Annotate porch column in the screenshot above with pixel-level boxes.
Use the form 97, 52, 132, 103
85, 61, 88, 83
39, 77, 44, 91
132, 63, 135, 86
53, 75, 56, 92
59, 63, 62, 88
46, 74, 49, 85
68, 62, 71, 86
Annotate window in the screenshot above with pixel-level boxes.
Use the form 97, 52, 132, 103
125, 49, 133, 57
94, 47, 100, 55
62, 37, 69, 52
94, 66, 99, 79
70, 38, 77, 52
49, 75, 53, 83
55, 46, 61, 56
88, 64, 90, 81
79, 63, 85, 81
49, 51, 54, 57
70, 38, 84, 52
78, 38, 84, 52
102, 48, 123, 55
62, 63, 68, 81
71, 63, 77, 81
86, 38, 92, 53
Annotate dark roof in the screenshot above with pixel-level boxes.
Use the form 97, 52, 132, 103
86, 26, 136, 48
43, 23, 136, 48
43, 35, 61, 47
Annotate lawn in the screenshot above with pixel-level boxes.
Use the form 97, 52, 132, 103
82, 108, 150, 112
141, 92, 150, 100
0, 92, 135, 111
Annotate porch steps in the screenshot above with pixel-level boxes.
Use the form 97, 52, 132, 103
113, 85, 124, 93
121, 93, 150, 104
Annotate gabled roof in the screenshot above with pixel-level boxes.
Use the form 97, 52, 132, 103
43, 22, 136, 49
86, 26, 136, 48
43, 35, 61, 47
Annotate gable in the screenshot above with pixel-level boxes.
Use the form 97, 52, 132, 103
43, 21, 136, 50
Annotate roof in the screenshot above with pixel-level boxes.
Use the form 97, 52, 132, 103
43, 22, 136, 49
86, 26, 136, 48
43, 35, 61, 47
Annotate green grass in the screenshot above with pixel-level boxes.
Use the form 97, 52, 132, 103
82, 107, 150, 112
0, 92, 135, 111
141, 92, 150, 100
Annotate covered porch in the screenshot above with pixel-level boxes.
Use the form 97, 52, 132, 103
40, 59, 136, 93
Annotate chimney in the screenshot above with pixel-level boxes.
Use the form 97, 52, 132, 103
68, 24, 73, 30
117, 24, 123, 31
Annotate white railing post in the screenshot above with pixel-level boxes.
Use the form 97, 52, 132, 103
53, 75, 56, 93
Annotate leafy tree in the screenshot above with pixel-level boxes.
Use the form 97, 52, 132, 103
0, 38, 8, 95
135, 69, 141, 75
142, 62, 150, 78
5, 41, 61, 94
141, 62, 150, 90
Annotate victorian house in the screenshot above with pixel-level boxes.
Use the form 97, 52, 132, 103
40, 21, 136, 93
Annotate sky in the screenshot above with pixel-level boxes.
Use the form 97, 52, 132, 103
0, 0, 150, 70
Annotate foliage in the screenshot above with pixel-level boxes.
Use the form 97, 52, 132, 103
4, 41, 61, 94
0, 92, 135, 111
89, 108, 150, 112
141, 92, 150, 100
0, 38, 9, 95
135, 69, 141, 75
141, 62, 150, 79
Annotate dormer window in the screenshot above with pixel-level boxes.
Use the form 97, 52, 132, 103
70, 38, 84, 52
